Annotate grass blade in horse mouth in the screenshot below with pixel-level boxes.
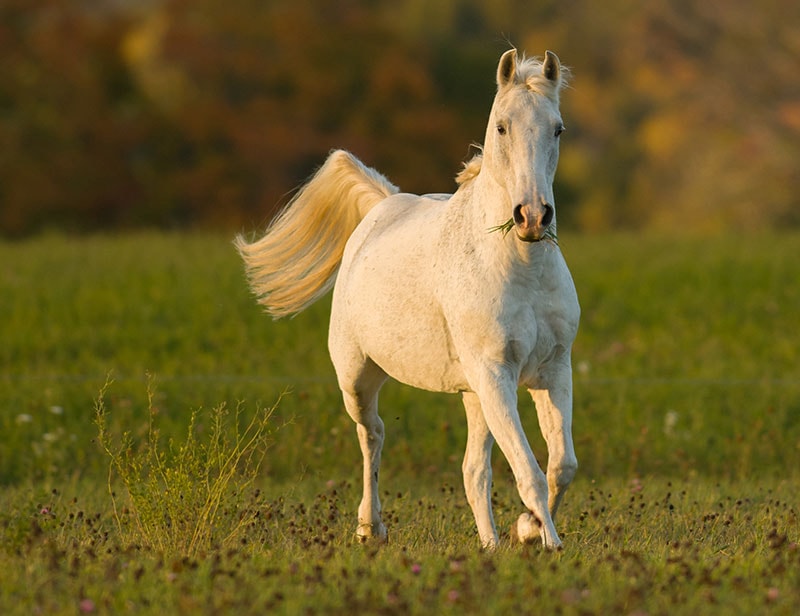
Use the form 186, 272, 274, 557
488, 217, 559, 245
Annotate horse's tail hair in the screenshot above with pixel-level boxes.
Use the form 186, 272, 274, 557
234, 150, 399, 319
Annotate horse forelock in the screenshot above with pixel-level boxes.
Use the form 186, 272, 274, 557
515, 55, 570, 101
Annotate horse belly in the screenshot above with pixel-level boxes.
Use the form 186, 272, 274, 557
330, 197, 468, 393
363, 299, 468, 393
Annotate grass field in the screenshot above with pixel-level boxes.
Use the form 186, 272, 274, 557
1, 231, 798, 614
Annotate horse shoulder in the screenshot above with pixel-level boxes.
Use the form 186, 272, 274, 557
537, 251, 580, 340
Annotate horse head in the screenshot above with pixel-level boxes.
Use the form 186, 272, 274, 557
483, 49, 567, 243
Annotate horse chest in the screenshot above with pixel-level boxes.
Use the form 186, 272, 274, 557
490, 298, 561, 371
458, 265, 578, 385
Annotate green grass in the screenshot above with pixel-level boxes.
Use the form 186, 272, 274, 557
2, 475, 798, 614
1, 230, 799, 614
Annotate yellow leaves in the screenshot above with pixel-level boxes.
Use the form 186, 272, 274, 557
121, 10, 193, 114
3, 0, 800, 235
638, 111, 691, 163
777, 102, 800, 134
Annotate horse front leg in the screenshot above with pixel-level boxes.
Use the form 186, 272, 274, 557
529, 360, 577, 520
473, 371, 561, 550
461, 391, 498, 548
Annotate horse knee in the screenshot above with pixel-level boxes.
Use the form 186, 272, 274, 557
462, 458, 491, 503
552, 458, 578, 489
461, 458, 479, 489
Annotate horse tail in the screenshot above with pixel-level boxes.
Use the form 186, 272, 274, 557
235, 150, 399, 319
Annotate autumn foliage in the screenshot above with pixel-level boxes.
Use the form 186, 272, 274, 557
1, 0, 797, 236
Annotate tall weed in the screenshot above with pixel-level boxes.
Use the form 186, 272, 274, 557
94, 376, 281, 557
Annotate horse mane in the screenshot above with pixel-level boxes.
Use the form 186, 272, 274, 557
455, 151, 483, 186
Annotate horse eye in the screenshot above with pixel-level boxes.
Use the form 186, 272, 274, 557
497, 124, 507, 136
555, 124, 566, 138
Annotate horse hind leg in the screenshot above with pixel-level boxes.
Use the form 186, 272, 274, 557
461, 392, 499, 548
338, 360, 389, 543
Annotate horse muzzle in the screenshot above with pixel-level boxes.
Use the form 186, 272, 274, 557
513, 202, 554, 242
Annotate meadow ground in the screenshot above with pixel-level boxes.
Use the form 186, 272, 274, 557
0, 231, 798, 614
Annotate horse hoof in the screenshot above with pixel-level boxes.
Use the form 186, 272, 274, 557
480, 538, 499, 552
511, 512, 541, 544
356, 522, 388, 544
511, 512, 563, 550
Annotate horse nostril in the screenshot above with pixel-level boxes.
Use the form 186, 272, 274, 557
541, 204, 554, 227
513, 204, 525, 225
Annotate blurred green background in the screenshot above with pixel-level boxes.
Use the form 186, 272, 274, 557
2, 0, 798, 237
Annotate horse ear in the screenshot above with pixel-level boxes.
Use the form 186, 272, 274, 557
543, 50, 561, 84
497, 48, 517, 88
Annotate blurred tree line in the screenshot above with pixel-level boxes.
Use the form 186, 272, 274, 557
1, 0, 798, 236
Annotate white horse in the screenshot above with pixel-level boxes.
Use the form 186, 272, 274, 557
236, 49, 579, 549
